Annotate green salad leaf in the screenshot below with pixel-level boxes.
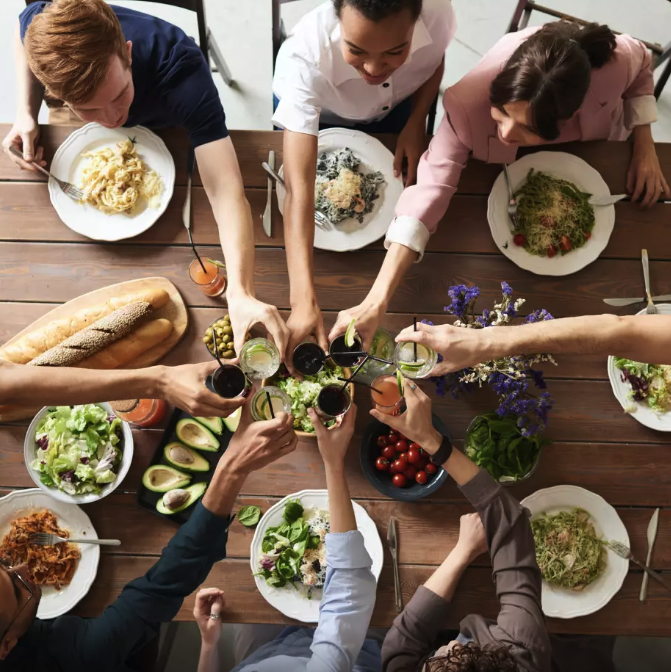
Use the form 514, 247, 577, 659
238, 505, 262, 527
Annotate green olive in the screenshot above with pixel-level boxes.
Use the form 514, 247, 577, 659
224, 315, 231, 323
206, 328, 213, 337
226, 342, 235, 350
221, 350, 234, 359
202, 336, 210, 344
221, 334, 230, 344
245, 334, 252, 341
223, 325, 232, 335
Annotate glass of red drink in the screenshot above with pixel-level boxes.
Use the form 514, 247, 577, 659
206, 364, 251, 399
111, 398, 167, 428
189, 258, 226, 297
315, 384, 352, 420
370, 375, 404, 416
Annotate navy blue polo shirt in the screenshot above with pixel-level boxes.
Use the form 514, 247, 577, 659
20, 2, 228, 148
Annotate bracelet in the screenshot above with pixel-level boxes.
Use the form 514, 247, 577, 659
431, 434, 453, 466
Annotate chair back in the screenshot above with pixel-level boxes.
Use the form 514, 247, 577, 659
272, 0, 306, 67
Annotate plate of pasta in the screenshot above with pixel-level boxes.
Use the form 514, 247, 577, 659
0, 489, 99, 619
49, 124, 175, 241
488, 152, 615, 276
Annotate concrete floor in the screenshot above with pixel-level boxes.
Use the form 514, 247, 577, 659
1, 1, 669, 669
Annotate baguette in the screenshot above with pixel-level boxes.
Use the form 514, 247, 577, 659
0, 287, 169, 364
29, 302, 153, 367
77, 318, 173, 369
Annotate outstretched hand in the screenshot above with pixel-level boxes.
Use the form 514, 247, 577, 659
194, 587, 225, 648
308, 403, 357, 469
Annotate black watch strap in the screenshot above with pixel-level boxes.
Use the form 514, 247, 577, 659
432, 434, 453, 466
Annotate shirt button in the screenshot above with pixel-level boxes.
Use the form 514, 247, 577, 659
382, 106, 389, 111
383, 82, 390, 88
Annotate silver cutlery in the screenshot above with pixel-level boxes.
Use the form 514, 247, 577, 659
640, 508, 660, 601
262, 150, 274, 238
261, 161, 333, 231
502, 163, 519, 231
9, 145, 83, 201
607, 540, 671, 594
30, 532, 120, 547
182, 145, 195, 242
387, 517, 403, 613
603, 294, 671, 307
642, 249, 658, 315
588, 194, 627, 207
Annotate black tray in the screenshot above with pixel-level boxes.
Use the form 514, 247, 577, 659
136, 407, 233, 525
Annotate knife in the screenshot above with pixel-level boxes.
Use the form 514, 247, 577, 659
182, 145, 195, 245
640, 508, 660, 601
603, 295, 671, 307
262, 150, 274, 238
589, 194, 627, 207
387, 517, 403, 613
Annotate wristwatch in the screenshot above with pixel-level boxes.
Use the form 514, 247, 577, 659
431, 433, 453, 466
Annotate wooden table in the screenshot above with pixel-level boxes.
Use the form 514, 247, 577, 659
1, 125, 671, 635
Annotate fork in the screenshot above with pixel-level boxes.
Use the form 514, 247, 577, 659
502, 163, 519, 230
641, 249, 658, 315
607, 540, 671, 593
8, 145, 84, 201
30, 533, 120, 547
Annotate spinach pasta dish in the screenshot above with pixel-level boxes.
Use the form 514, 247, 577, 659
315, 148, 385, 224
512, 169, 595, 257
532, 508, 605, 590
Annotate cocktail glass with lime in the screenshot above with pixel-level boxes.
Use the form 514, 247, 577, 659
239, 338, 280, 380
251, 386, 292, 421
394, 341, 438, 379
359, 328, 394, 383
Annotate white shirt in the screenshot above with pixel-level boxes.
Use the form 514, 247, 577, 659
272, 0, 457, 135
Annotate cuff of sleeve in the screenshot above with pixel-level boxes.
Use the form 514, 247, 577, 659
405, 586, 452, 622
458, 468, 504, 509
272, 98, 320, 136
384, 216, 431, 261
624, 95, 658, 129
326, 530, 372, 569
191, 502, 235, 535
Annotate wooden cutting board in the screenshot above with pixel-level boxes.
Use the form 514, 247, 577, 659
0, 277, 188, 422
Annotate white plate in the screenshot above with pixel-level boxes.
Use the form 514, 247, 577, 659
276, 128, 404, 252
250, 489, 384, 623
487, 152, 615, 276
607, 303, 671, 432
49, 123, 175, 241
521, 485, 629, 619
0, 489, 99, 619
24, 403, 134, 505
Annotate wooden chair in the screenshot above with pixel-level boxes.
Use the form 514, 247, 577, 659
508, 0, 671, 99
272, 0, 439, 133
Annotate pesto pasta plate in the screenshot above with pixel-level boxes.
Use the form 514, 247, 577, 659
521, 485, 629, 619
488, 152, 615, 276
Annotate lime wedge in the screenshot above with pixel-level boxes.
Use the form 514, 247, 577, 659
396, 370, 405, 396
398, 359, 425, 373
207, 259, 226, 269
344, 319, 357, 348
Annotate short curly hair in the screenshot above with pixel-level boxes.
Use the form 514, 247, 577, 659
426, 642, 521, 672
333, 0, 423, 22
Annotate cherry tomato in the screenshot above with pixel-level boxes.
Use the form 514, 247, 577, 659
559, 235, 571, 252
417, 456, 429, 471
415, 470, 428, 485
404, 464, 417, 480
381, 445, 397, 461
391, 459, 406, 474
398, 434, 407, 442
547, 245, 557, 258
376, 435, 389, 448
407, 448, 421, 465
513, 233, 526, 246
397, 453, 408, 467
409, 442, 421, 452
392, 473, 407, 488
395, 440, 409, 453
375, 457, 390, 471
388, 432, 399, 443
425, 462, 438, 475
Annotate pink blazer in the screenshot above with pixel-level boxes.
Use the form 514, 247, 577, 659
387, 27, 656, 257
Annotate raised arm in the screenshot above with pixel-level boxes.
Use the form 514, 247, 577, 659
196, 138, 289, 358
282, 129, 329, 370
306, 406, 377, 671
1, 19, 46, 172
395, 313, 671, 376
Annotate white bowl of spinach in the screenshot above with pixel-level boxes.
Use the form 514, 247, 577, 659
465, 414, 547, 484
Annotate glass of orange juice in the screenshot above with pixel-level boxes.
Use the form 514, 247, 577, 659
189, 258, 226, 297
111, 398, 167, 428
370, 375, 404, 416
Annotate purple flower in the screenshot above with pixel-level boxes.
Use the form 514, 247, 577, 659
501, 281, 513, 297
444, 284, 480, 319
36, 435, 49, 451
525, 308, 554, 324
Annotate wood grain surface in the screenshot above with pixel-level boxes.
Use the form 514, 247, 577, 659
1, 125, 670, 635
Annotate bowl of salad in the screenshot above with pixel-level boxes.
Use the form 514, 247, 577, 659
24, 403, 134, 504
262, 363, 354, 438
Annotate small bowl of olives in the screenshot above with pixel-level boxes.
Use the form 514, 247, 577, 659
203, 315, 252, 360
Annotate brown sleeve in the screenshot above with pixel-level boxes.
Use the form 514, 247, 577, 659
459, 469, 552, 671
381, 586, 452, 672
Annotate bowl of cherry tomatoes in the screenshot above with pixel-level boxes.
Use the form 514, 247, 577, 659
360, 415, 450, 501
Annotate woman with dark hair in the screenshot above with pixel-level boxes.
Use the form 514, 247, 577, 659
272, 0, 456, 368
331, 21, 669, 351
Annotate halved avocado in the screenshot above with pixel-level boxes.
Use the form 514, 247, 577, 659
163, 442, 210, 473
223, 407, 242, 433
194, 416, 223, 435
142, 464, 191, 493
156, 482, 207, 515
176, 418, 220, 452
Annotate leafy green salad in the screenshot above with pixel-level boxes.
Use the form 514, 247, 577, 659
31, 405, 124, 496
615, 358, 671, 413
277, 364, 345, 432
255, 499, 329, 597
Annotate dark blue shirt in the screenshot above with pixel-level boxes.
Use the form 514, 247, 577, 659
20, 3, 228, 148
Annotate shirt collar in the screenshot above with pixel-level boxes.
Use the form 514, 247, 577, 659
331, 15, 434, 87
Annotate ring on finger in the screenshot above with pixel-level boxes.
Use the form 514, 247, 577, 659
209, 613, 221, 620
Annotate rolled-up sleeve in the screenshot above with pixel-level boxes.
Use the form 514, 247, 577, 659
386, 89, 472, 260
619, 34, 657, 129
308, 530, 377, 672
